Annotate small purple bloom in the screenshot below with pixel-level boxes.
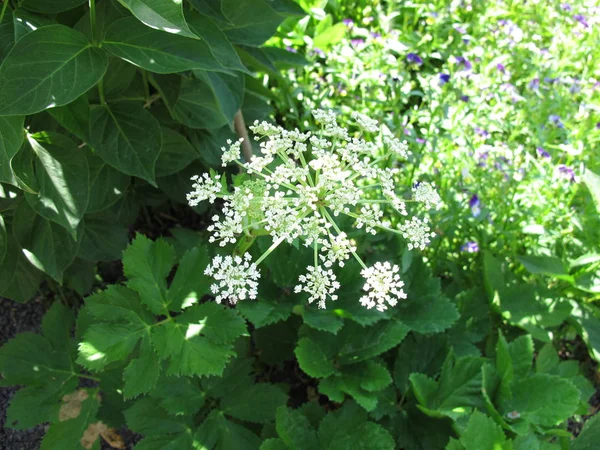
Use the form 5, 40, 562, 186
454, 25, 467, 34
454, 56, 472, 70
370, 32, 381, 38
474, 127, 490, 138
561, 3, 572, 11
469, 195, 481, 217
461, 242, 480, 253
536, 147, 551, 159
342, 18, 354, 26
351, 39, 365, 47
596, 122, 600, 129
544, 77, 558, 84
557, 164, 576, 182
416, 138, 426, 144
496, 63, 506, 73
439, 73, 451, 85
460, 95, 470, 102
574, 14, 589, 27
285, 46, 297, 53
549, 114, 564, 128
311, 48, 325, 57
528, 78, 540, 90
407, 53, 423, 65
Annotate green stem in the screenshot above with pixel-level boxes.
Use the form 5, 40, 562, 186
0, 0, 9, 25
255, 236, 286, 265
142, 70, 150, 102
89, 0, 97, 44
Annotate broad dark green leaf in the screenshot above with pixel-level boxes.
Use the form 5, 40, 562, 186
186, 11, 248, 73
458, 411, 510, 450
166, 246, 211, 312
518, 254, 567, 276
13, 201, 81, 283
0, 234, 43, 303
89, 102, 162, 185
295, 337, 337, 378
155, 127, 197, 177
78, 216, 129, 262
275, 406, 319, 450
103, 17, 227, 74
399, 294, 459, 334
173, 72, 244, 129
24, 133, 89, 237
0, 115, 24, 187
219, 0, 288, 47
47, 94, 90, 142
123, 340, 161, 399
573, 414, 600, 450
20, 0, 87, 13
0, 25, 108, 116
195, 411, 261, 450
86, 153, 130, 212
221, 384, 287, 423
117, 0, 197, 39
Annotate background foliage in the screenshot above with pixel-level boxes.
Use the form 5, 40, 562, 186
0, 0, 599, 449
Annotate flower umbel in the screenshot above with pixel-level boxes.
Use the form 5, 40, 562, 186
189, 110, 440, 311
204, 253, 260, 304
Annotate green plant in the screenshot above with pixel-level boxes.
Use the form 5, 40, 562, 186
0, 0, 304, 301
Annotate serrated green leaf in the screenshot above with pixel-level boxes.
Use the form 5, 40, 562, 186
359, 360, 392, 392
507, 373, 579, 427
89, 102, 162, 186
303, 308, 344, 334
77, 286, 154, 371
41, 301, 75, 352
150, 375, 205, 416
103, 17, 227, 74
13, 201, 81, 283
195, 411, 261, 450
399, 294, 459, 334
508, 335, 533, 378
123, 339, 160, 399
459, 411, 510, 450
24, 132, 90, 237
0, 115, 24, 187
411, 355, 486, 419
394, 333, 448, 394
39, 390, 100, 450
275, 406, 319, 450
261, 439, 289, 450
151, 303, 246, 377
166, 246, 211, 312
0, 25, 107, 116
125, 397, 193, 437
295, 337, 337, 378
318, 402, 394, 450
123, 234, 175, 314
573, 414, 600, 449
337, 320, 409, 364
237, 294, 294, 328
222, 383, 287, 423
117, 0, 197, 39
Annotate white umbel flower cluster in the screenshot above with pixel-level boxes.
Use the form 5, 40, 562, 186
360, 262, 407, 311
189, 110, 442, 310
204, 253, 260, 304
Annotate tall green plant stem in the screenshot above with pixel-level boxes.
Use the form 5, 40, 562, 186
89, 0, 97, 44
0, 0, 9, 25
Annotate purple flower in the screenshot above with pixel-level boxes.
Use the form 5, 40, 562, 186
311, 48, 325, 57
285, 46, 297, 53
596, 122, 600, 129
439, 73, 451, 85
370, 32, 381, 38
416, 138, 426, 144
528, 78, 540, 90
461, 242, 480, 253
460, 95, 470, 102
557, 164, 576, 182
496, 63, 506, 73
544, 77, 558, 84
561, 3, 572, 11
469, 194, 481, 217
536, 147, 551, 159
454, 25, 467, 34
342, 18, 354, 26
574, 14, 589, 27
549, 114, 564, 128
351, 39, 365, 47
407, 53, 423, 65
474, 127, 490, 138
454, 56, 472, 70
